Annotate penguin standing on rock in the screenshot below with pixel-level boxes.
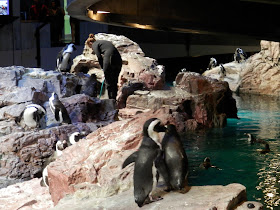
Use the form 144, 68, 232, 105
16, 104, 46, 129
49, 92, 72, 124
56, 43, 76, 72
161, 124, 188, 191
41, 140, 68, 187
234, 48, 247, 63
207, 57, 217, 70
122, 118, 170, 207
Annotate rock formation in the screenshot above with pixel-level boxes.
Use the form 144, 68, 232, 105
0, 34, 246, 209
70, 33, 165, 108
51, 183, 263, 210
47, 34, 238, 204
203, 40, 280, 96
0, 66, 116, 183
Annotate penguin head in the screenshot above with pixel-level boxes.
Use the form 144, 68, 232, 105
56, 140, 68, 156
69, 131, 87, 145
204, 157, 211, 163
68, 43, 76, 51
203, 157, 211, 169
51, 92, 59, 100
166, 124, 178, 134
143, 118, 166, 145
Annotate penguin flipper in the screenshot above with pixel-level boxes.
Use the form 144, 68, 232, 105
54, 108, 60, 121
155, 154, 171, 190
122, 151, 138, 169
15, 109, 24, 124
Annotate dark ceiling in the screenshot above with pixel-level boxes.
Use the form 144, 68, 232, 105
67, 0, 280, 42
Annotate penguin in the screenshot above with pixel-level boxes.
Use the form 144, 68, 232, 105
80, 74, 101, 97
199, 157, 221, 170
69, 131, 87, 145
245, 133, 267, 145
41, 140, 68, 187
122, 118, 169, 207
234, 48, 247, 63
207, 57, 217, 70
219, 64, 226, 77
49, 92, 72, 124
16, 104, 46, 129
56, 43, 76, 72
161, 124, 188, 191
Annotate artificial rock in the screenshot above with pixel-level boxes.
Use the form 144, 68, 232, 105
203, 40, 280, 96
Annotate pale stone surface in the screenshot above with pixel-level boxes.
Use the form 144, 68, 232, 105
0, 178, 53, 210
203, 40, 280, 96
51, 183, 253, 210
202, 62, 244, 92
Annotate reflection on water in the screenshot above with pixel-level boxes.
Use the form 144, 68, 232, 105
183, 93, 280, 210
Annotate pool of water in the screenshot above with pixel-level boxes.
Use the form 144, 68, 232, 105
184, 93, 280, 210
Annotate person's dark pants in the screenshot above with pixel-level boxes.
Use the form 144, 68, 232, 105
103, 53, 122, 99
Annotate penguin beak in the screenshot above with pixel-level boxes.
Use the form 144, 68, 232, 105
154, 123, 167, 133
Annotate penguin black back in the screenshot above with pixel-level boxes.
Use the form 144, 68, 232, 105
162, 124, 188, 190
49, 92, 72, 124
122, 118, 167, 207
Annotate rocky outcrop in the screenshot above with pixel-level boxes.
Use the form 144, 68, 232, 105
70, 33, 165, 108
0, 34, 242, 209
203, 40, 280, 96
122, 72, 238, 131
48, 70, 238, 204
51, 183, 263, 210
0, 178, 53, 210
0, 66, 117, 183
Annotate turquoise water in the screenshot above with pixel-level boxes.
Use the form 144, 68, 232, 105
184, 94, 280, 210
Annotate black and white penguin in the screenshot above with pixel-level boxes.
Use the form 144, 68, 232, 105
234, 48, 247, 63
199, 157, 221, 170
161, 124, 188, 191
16, 104, 46, 129
122, 118, 169, 207
245, 133, 267, 145
80, 74, 100, 97
69, 131, 87, 145
219, 64, 226, 77
41, 140, 68, 187
56, 43, 76, 72
207, 57, 217, 70
49, 92, 72, 124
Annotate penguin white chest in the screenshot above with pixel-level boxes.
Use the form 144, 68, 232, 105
23, 107, 38, 127
59, 53, 71, 71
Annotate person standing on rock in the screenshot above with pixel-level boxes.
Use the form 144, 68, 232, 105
87, 34, 122, 99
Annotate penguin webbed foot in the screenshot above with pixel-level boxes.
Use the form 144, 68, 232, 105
147, 195, 163, 204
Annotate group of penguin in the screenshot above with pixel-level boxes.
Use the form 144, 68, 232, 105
41, 131, 87, 187
16, 92, 72, 129
207, 47, 247, 76
15, 91, 89, 187
122, 118, 188, 207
